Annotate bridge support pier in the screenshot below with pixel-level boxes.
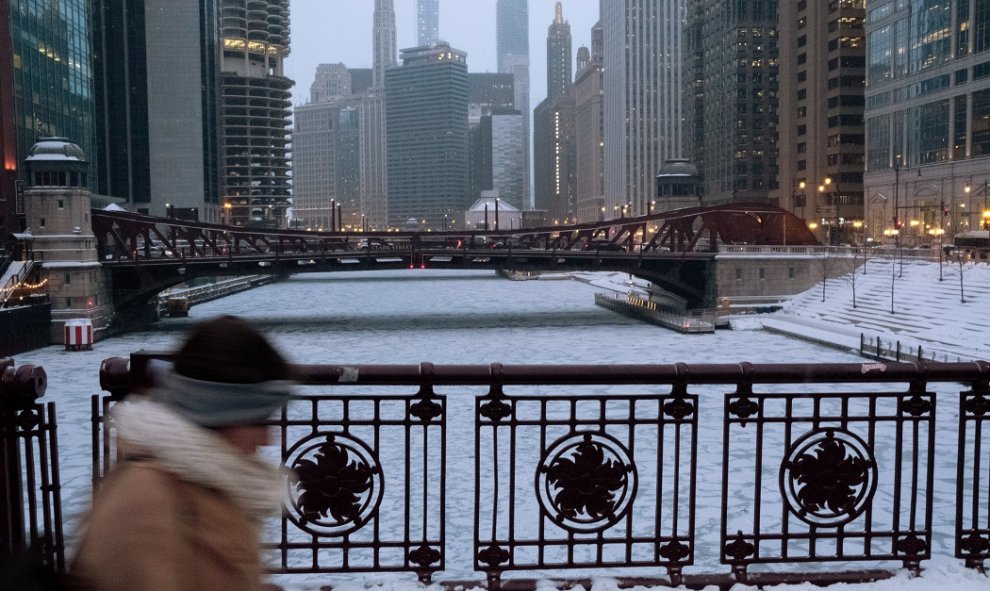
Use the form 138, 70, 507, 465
16, 139, 115, 346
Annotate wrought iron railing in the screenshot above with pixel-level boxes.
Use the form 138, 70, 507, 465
90, 356, 990, 589
0, 359, 62, 572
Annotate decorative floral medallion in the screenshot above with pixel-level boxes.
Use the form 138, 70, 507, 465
779, 428, 877, 527
535, 431, 637, 533
284, 432, 383, 537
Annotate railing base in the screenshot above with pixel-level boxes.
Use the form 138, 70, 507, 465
375, 571, 898, 591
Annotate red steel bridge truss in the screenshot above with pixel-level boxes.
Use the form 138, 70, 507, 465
91, 203, 817, 312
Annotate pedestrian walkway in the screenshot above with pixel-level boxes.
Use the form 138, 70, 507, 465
759, 255, 990, 361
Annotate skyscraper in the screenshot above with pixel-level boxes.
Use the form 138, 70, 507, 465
496, 0, 531, 207
417, 0, 439, 46
361, 0, 396, 229
468, 74, 524, 210
220, 0, 292, 227
688, 0, 778, 204
574, 22, 605, 223
603, 0, 685, 216
546, 2, 572, 102
385, 43, 469, 228
533, 3, 576, 223
863, 0, 990, 245
778, 0, 865, 244
92, 0, 222, 221
3, 0, 95, 244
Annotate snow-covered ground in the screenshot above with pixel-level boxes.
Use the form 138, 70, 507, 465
12, 267, 990, 590
759, 255, 990, 361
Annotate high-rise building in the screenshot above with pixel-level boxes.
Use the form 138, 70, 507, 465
574, 22, 605, 223
220, 0, 292, 227
863, 0, 990, 245
468, 73, 524, 211
3, 0, 95, 244
385, 43, 469, 229
546, 2, 572, 102
688, 0, 778, 204
533, 96, 576, 223
92, 0, 222, 221
361, 0, 396, 229
294, 62, 363, 232
603, 0, 685, 216
533, 4, 575, 224
777, 0, 865, 245
417, 0, 439, 46
496, 0, 531, 208
293, 99, 362, 232
310, 63, 352, 104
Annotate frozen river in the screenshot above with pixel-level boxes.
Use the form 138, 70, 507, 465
12, 270, 972, 587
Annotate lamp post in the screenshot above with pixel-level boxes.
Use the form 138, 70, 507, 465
817, 177, 831, 244
330, 199, 336, 233
495, 198, 500, 231
223, 201, 232, 226
792, 179, 806, 219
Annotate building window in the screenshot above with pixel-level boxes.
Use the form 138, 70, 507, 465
759, 268, 766, 280
40, 217, 46, 228
58, 199, 64, 208
66, 298, 72, 308
65, 273, 71, 285
789, 267, 796, 279
736, 268, 743, 281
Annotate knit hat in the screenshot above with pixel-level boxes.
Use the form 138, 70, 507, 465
150, 316, 294, 427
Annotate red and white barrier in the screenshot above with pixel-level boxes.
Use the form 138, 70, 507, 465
64, 319, 93, 351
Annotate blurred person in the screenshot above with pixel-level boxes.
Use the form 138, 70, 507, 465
70, 316, 294, 591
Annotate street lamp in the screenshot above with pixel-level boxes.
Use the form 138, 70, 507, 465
817, 177, 831, 243
223, 201, 232, 226
792, 179, 806, 219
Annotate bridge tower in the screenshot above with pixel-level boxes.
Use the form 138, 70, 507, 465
18, 138, 114, 344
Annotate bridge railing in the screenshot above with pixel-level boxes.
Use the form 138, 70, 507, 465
92, 356, 990, 589
718, 245, 940, 261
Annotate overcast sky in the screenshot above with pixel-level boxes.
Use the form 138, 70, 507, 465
285, 0, 600, 112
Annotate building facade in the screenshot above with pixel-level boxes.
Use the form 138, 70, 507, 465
92, 0, 223, 222
533, 95, 576, 224
220, 0, 292, 227
574, 23, 605, 223
546, 2, 572, 102
689, 0, 779, 204
3, 0, 95, 244
385, 43, 469, 229
361, 0, 395, 230
496, 0, 531, 208
778, 0, 866, 245
603, 0, 686, 217
468, 73, 524, 211
416, 0, 439, 46
863, 0, 990, 244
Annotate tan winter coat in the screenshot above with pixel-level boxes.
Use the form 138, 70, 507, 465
70, 399, 285, 591
71, 460, 264, 591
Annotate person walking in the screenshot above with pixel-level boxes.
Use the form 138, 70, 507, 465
70, 315, 294, 590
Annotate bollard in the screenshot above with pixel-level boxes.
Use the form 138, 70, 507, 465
0, 358, 46, 561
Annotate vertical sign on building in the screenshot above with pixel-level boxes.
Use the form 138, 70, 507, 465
15, 180, 24, 214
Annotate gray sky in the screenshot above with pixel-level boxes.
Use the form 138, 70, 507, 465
285, 0, 600, 112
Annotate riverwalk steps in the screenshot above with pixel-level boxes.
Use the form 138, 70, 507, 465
760, 258, 990, 362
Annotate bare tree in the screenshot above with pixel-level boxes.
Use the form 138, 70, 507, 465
819, 248, 840, 303
955, 251, 967, 303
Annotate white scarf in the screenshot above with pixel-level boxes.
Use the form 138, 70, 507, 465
113, 398, 287, 519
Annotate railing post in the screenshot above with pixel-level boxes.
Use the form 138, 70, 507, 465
0, 359, 46, 561
897, 341, 901, 362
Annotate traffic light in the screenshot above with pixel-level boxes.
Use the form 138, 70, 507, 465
894, 216, 901, 229
816, 205, 821, 214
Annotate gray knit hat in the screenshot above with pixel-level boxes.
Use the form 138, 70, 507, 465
150, 316, 294, 427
